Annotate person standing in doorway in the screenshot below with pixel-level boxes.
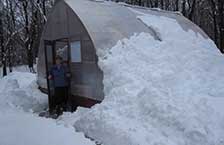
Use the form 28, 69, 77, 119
48, 56, 70, 116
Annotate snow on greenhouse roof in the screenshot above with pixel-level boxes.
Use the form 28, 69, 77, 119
65, 0, 208, 55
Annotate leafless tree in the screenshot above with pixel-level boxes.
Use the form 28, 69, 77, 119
0, 0, 54, 76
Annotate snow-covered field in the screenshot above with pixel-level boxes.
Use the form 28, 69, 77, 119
0, 72, 95, 145
0, 9, 224, 145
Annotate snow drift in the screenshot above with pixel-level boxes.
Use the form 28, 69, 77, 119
60, 9, 224, 145
0, 72, 47, 112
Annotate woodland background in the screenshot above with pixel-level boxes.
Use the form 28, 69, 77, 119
0, 0, 223, 76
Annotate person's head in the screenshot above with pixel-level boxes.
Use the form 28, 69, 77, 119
55, 56, 63, 65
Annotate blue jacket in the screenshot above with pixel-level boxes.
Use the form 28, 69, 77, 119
50, 65, 69, 87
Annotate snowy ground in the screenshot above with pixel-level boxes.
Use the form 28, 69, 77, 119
0, 72, 95, 145
0, 65, 36, 79
1, 9, 224, 145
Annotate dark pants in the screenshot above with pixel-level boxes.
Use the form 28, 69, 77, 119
53, 87, 68, 115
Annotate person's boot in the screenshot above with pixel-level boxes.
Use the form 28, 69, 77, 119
48, 109, 58, 119
56, 105, 63, 117
60, 107, 64, 115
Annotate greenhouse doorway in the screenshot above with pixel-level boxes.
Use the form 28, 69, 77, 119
44, 38, 72, 113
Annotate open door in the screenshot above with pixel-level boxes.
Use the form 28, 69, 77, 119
44, 40, 56, 113
54, 39, 72, 110
44, 39, 71, 113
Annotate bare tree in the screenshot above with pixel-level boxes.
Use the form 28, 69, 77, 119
0, 0, 53, 75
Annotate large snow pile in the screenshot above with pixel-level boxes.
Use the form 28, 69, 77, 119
0, 72, 47, 112
60, 11, 224, 145
0, 72, 95, 145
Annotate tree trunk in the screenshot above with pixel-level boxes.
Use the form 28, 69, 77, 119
22, 1, 34, 71
8, 45, 12, 72
175, 0, 179, 11
0, 11, 7, 77
138, 0, 142, 6
209, 0, 218, 48
188, 0, 196, 21
182, 0, 186, 16
148, 0, 153, 7
161, 0, 164, 9
146, 0, 150, 7
6, 0, 13, 72
218, 0, 224, 52
42, 0, 46, 16
155, 0, 159, 7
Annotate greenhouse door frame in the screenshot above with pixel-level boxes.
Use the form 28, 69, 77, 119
44, 38, 72, 113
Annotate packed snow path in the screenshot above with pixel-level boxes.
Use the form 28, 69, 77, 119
0, 72, 95, 145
